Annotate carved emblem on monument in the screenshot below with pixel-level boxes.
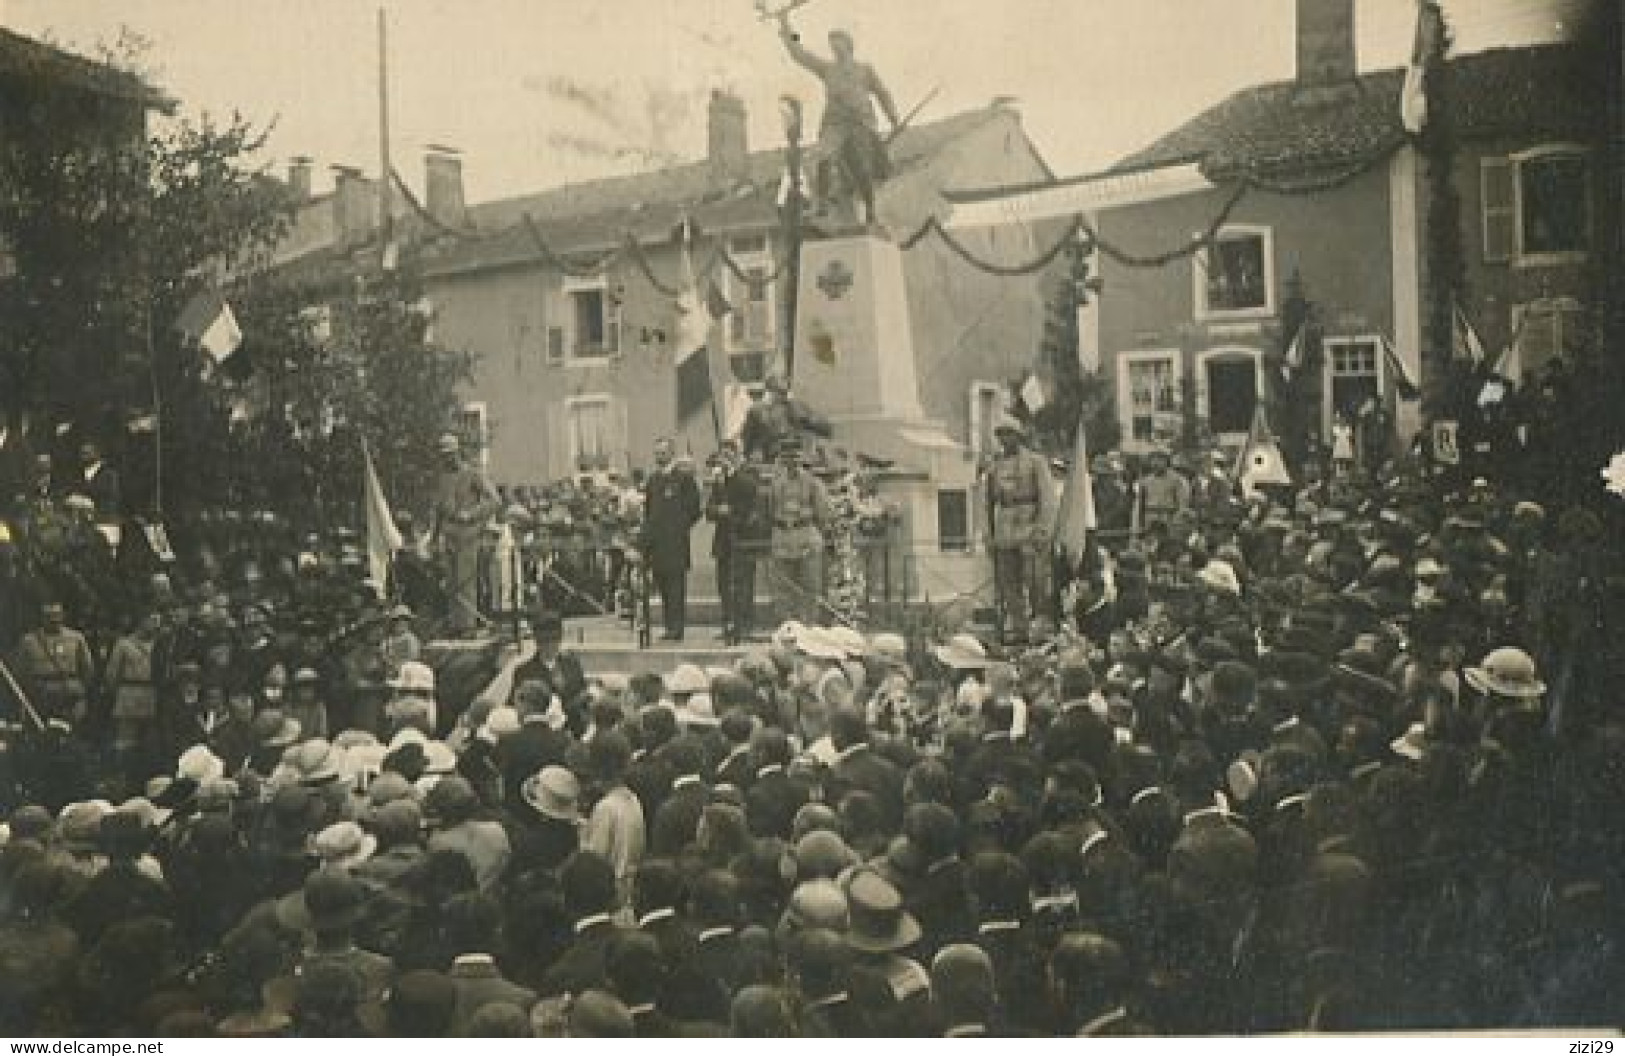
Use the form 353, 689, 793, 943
816, 259, 854, 300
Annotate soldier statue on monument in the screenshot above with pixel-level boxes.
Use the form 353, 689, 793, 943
777, 8, 902, 227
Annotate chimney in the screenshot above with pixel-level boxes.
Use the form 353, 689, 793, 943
1294, 0, 1358, 104
287, 156, 313, 202
708, 90, 748, 173
424, 146, 467, 229
330, 164, 373, 247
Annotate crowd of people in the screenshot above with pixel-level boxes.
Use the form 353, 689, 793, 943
0, 428, 1621, 1036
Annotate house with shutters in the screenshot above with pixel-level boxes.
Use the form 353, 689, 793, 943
945, 0, 1602, 459
1090, 0, 1601, 455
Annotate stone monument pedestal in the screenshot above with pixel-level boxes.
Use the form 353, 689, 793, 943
792, 232, 984, 607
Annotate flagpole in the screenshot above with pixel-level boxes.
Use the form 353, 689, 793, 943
378, 7, 394, 252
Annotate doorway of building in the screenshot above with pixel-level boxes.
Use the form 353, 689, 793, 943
1206, 357, 1257, 436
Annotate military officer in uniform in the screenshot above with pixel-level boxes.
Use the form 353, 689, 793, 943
430, 433, 500, 634
986, 414, 1056, 645
766, 436, 829, 626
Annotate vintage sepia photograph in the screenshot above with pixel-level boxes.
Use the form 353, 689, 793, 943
0, 0, 1619, 1039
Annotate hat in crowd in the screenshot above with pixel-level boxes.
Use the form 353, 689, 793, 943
933, 633, 990, 670
390, 661, 436, 694
177, 745, 225, 785
1332, 647, 1398, 705
59, 800, 112, 850
312, 820, 378, 871
252, 709, 302, 749
293, 667, 323, 685
436, 433, 461, 454
369, 799, 424, 846
794, 830, 860, 881
532, 609, 564, 641
1389, 722, 1431, 762
388, 604, 414, 622
522, 766, 581, 822
424, 775, 480, 824
285, 739, 345, 786
567, 990, 635, 1038
867, 632, 909, 669
97, 809, 152, 857
678, 693, 720, 728
842, 869, 921, 954
367, 771, 416, 810
1464, 646, 1546, 700
277, 869, 369, 933
480, 706, 522, 740
668, 663, 708, 696
781, 879, 851, 935
118, 796, 171, 832
1197, 559, 1242, 597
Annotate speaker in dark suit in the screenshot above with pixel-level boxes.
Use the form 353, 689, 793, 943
640, 439, 701, 641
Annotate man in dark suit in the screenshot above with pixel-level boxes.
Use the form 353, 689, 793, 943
507, 610, 588, 731
539, 851, 626, 997
827, 706, 905, 831
744, 726, 810, 840
706, 440, 765, 644
641, 438, 701, 641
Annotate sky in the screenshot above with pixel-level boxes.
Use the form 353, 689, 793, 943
1, 0, 1588, 206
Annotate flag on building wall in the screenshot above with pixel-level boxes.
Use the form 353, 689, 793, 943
175, 288, 243, 365
362, 440, 403, 593
1453, 301, 1486, 365
1401, 1, 1441, 135
1234, 404, 1292, 500
1381, 336, 1421, 400
1054, 421, 1097, 566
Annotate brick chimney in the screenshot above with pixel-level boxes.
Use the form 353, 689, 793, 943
1294, 0, 1359, 104
330, 164, 374, 247
424, 146, 467, 229
287, 156, 313, 201
708, 90, 748, 173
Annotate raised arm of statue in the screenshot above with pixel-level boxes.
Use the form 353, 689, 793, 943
778, 16, 829, 76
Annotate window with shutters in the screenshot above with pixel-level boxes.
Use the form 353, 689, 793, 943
564, 395, 623, 473
725, 236, 775, 352
564, 277, 621, 360
1510, 298, 1585, 382
1480, 158, 1515, 263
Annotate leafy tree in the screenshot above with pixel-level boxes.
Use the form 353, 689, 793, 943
1024, 240, 1119, 458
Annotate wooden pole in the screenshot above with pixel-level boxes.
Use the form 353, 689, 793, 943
378, 8, 394, 253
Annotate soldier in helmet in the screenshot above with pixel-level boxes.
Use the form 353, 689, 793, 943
741, 373, 831, 464
986, 414, 1056, 645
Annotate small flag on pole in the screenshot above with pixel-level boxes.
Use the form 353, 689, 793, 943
1453, 301, 1486, 365
362, 439, 403, 592
1019, 372, 1050, 416
1282, 325, 1306, 381
1054, 422, 1097, 566
176, 288, 243, 365
1381, 336, 1421, 400
1234, 403, 1292, 501
722, 383, 755, 442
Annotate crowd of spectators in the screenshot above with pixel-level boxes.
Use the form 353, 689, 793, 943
0, 439, 1621, 1036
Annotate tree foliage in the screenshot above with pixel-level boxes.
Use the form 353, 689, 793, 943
0, 44, 470, 529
